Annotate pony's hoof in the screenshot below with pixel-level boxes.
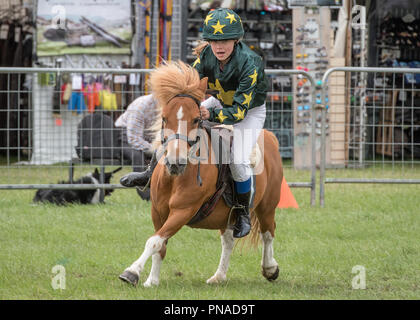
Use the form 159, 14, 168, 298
206, 273, 226, 284
119, 270, 139, 286
262, 266, 279, 281
144, 277, 159, 287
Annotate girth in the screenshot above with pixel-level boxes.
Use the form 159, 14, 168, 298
187, 160, 230, 226
187, 121, 235, 226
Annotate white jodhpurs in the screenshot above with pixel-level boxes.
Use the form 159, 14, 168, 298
202, 96, 266, 182
230, 104, 266, 182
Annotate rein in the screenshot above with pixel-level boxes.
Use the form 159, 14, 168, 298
160, 93, 204, 186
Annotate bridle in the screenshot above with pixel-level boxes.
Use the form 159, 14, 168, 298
160, 94, 203, 147
160, 93, 205, 186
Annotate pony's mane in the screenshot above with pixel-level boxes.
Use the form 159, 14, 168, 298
148, 60, 205, 150
149, 60, 205, 109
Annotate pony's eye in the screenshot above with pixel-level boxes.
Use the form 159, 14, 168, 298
193, 118, 200, 125
162, 117, 167, 124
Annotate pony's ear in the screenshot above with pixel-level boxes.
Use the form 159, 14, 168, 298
199, 77, 208, 94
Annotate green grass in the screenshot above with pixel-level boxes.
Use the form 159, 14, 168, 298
0, 166, 419, 300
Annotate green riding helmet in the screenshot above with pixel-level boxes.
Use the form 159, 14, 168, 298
202, 8, 244, 41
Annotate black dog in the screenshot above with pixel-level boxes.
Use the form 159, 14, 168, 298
33, 167, 122, 205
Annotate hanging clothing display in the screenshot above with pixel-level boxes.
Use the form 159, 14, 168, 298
61, 82, 72, 104
100, 89, 118, 111
68, 91, 87, 114
84, 83, 100, 113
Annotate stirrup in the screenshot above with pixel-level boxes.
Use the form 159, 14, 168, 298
138, 176, 151, 192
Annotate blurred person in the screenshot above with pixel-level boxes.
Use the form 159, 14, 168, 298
115, 94, 159, 200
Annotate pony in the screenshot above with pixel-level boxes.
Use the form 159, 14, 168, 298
119, 61, 283, 287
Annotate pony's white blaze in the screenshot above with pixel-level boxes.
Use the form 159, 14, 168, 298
166, 105, 188, 166
175, 106, 184, 149
176, 106, 184, 120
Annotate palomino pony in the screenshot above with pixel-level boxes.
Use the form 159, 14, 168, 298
119, 61, 283, 287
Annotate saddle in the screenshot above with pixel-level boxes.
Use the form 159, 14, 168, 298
187, 121, 256, 226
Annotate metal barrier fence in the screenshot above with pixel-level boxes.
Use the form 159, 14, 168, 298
266, 69, 316, 206
320, 67, 420, 207
0, 67, 317, 205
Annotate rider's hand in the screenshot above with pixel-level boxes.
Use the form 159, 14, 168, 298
200, 106, 210, 120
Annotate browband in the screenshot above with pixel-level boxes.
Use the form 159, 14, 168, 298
173, 93, 201, 107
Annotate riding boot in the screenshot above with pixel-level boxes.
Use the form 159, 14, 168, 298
233, 190, 251, 238
120, 151, 158, 188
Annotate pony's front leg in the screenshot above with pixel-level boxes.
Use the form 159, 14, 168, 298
120, 208, 194, 287
119, 234, 167, 287
144, 240, 167, 287
207, 229, 234, 284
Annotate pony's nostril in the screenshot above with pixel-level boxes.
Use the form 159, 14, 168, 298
165, 156, 187, 166
177, 157, 188, 165
165, 162, 187, 176
164, 156, 175, 166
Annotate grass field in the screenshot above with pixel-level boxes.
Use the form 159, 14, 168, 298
0, 165, 419, 300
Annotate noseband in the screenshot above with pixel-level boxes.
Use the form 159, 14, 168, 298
160, 93, 204, 186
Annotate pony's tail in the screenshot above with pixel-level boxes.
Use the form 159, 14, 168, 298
236, 210, 260, 251
249, 211, 261, 248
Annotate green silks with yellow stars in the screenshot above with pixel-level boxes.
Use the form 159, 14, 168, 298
193, 8, 268, 125
193, 41, 268, 125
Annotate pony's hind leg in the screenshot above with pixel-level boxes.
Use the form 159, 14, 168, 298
261, 230, 279, 281
256, 205, 279, 281
207, 229, 234, 284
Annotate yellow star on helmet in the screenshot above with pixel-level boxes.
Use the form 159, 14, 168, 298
204, 13, 214, 26
249, 69, 258, 86
233, 107, 246, 121
192, 57, 200, 67
216, 109, 228, 123
225, 12, 237, 24
242, 91, 253, 107
211, 20, 226, 34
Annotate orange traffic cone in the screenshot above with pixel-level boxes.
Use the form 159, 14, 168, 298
277, 177, 299, 209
